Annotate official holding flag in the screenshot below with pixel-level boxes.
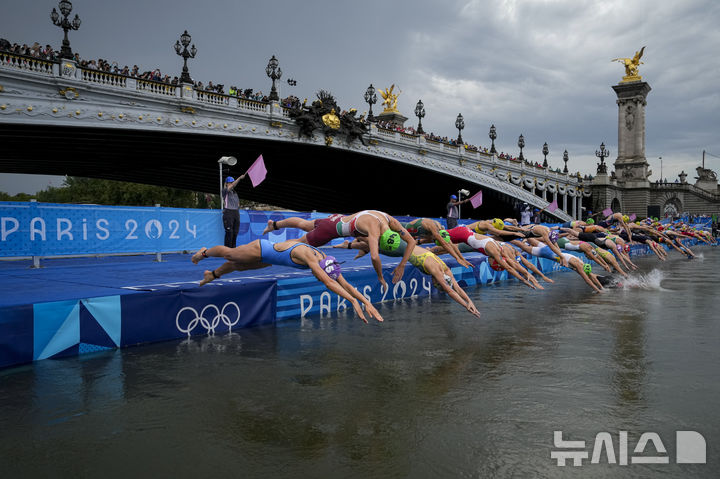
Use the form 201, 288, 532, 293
221, 154, 268, 248
222, 173, 246, 248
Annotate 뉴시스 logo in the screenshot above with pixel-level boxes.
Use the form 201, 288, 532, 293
551, 430, 706, 466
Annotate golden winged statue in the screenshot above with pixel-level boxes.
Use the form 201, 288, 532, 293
612, 46, 645, 82
379, 84, 401, 113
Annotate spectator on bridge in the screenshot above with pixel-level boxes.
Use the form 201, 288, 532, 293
446, 194, 469, 229
222, 174, 246, 248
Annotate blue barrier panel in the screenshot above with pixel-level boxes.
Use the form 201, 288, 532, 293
121, 280, 277, 345
0, 304, 34, 367
0, 279, 277, 368
0, 202, 341, 257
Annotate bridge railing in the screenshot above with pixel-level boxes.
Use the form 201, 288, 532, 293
0, 52, 56, 76
79, 67, 128, 88
195, 89, 231, 106
650, 182, 719, 201
136, 78, 178, 96
237, 98, 268, 113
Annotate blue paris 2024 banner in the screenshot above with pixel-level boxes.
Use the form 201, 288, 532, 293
0, 202, 326, 257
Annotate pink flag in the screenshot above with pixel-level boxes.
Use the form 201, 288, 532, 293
547, 199, 558, 213
602, 207, 613, 217
246, 154, 267, 187
470, 190, 483, 208
629, 213, 637, 221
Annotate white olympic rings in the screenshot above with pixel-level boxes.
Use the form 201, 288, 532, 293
175, 302, 241, 335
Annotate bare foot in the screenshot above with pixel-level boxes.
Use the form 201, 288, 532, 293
262, 220, 276, 235
354, 250, 367, 259
192, 247, 207, 264
333, 240, 350, 249
199, 270, 215, 286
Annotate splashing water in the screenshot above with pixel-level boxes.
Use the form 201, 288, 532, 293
620, 269, 665, 290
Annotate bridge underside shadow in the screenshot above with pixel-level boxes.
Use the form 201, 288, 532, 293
0, 124, 523, 218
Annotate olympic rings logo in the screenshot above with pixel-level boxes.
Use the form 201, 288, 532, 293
176, 302, 241, 335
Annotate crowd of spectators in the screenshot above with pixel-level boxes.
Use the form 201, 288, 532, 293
225, 86, 272, 102
0, 37, 249, 96
1, 38, 286, 102
0, 40, 56, 60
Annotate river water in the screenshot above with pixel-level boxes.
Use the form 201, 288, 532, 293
1, 249, 718, 478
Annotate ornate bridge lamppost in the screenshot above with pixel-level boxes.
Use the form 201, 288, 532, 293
517, 134, 525, 161
455, 113, 465, 145
266, 55, 282, 101
563, 150, 569, 173
174, 30, 197, 84
595, 142, 609, 174
414, 100, 425, 134
364, 84, 377, 122
50, 0, 81, 60
489, 124, 497, 154
542, 142, 549, 168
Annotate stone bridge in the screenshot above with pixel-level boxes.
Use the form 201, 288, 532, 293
0, 52, 589, 220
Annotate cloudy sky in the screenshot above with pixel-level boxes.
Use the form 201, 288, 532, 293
1, 0, 719, 194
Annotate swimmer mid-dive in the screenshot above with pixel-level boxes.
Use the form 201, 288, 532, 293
339, 237, 482, 318
192, 239, 383, 323
402, 217, 474, 268
262, 210, 417, 290
511, 239, 604, 292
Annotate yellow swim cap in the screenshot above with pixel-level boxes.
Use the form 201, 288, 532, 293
622, 215, 630, 222
492, 218, 504, 230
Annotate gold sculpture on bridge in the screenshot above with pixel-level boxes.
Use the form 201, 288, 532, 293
612, 46, 645, 83
379, 84, 401, 113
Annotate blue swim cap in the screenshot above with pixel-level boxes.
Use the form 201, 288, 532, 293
226, 176, 235, 183
450, 195, 457, 200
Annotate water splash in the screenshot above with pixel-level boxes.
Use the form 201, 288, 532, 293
620, 269, 665, 290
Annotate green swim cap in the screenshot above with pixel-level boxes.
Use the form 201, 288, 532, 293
583, 263, 592, 274
380, 229, 401, 252
434, 229, 451, 246
586, 218, 595, 225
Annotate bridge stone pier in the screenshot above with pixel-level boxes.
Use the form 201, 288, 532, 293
592, 78, 719, 218
0, 53, 587, 220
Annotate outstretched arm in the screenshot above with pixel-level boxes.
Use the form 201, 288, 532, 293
307, 262, 370, 323
336, 275, 384, 323
429, 224, 473, 268
388, 218, 417, 283
433, 270, 481, 318
227, 174, 246, 191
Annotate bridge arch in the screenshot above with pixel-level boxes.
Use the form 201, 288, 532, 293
0, 57, 583, 221
663, 196, 682, 217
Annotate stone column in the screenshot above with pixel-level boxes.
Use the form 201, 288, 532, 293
612, 81, 651, 186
